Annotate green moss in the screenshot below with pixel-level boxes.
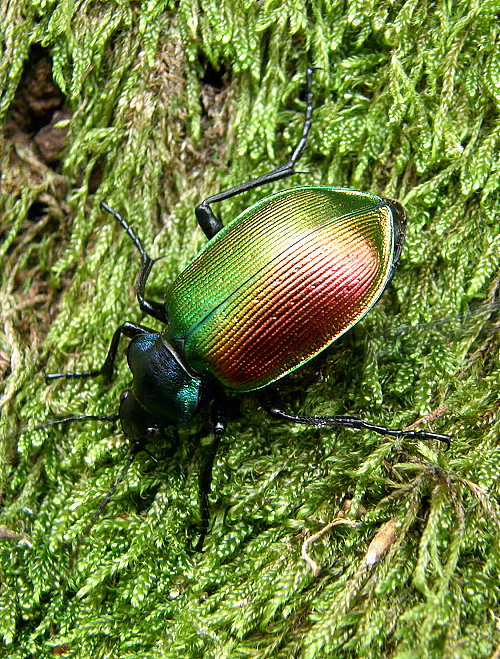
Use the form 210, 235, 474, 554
1, 1, 500, 657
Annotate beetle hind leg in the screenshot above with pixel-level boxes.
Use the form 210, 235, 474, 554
264, 404, 451, 445
195, 68, 314, 239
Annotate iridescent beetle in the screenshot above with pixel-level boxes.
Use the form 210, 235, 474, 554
47, 70, 450, 548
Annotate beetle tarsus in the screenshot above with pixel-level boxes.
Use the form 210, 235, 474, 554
286, 66, 314, 167
100, 201, 148, 260
100, 202, 168, 324
45, 369, 101, 382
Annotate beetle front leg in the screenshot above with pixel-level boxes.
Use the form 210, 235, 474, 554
45, 322, 156, 384
195, 68, 314, 239
195, 394, 227, 551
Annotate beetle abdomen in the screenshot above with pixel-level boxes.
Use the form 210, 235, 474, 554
164, 186, 403, 391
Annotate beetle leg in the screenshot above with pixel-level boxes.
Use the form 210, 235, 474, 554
195, 68, 314, 239
264, 406, 451, 445
195, 396, 227, 551
101, 202, 168, 324
45, 322, 156, 384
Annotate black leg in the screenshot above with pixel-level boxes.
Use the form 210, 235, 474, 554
195, 396, 227, 551
195, 68, 314, 239
101, 202, 167, 324
45, 321, 156, 384
263, 402, 451, 445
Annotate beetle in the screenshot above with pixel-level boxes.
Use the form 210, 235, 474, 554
46, 69, 450, 549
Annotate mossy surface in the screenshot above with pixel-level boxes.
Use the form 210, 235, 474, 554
1, 1, 500, 657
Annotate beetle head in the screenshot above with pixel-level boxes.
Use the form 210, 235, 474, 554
122, 333, 202, 440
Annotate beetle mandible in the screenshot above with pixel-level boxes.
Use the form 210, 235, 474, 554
46, 69, 450, 549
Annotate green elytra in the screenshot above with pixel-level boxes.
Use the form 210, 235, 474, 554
164, 185, 402, 392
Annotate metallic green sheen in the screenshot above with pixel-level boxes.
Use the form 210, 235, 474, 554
163, 186, 401, 391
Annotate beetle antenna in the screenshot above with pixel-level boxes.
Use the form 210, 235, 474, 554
4, 413, 120, 442
4, 412, 140, 566
12, 414, 155, 566
33, 413, 120, 432
69, 445, 140, 568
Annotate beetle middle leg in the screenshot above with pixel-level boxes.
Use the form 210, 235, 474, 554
195, 68, 314, 239
47, 200, 170, 382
